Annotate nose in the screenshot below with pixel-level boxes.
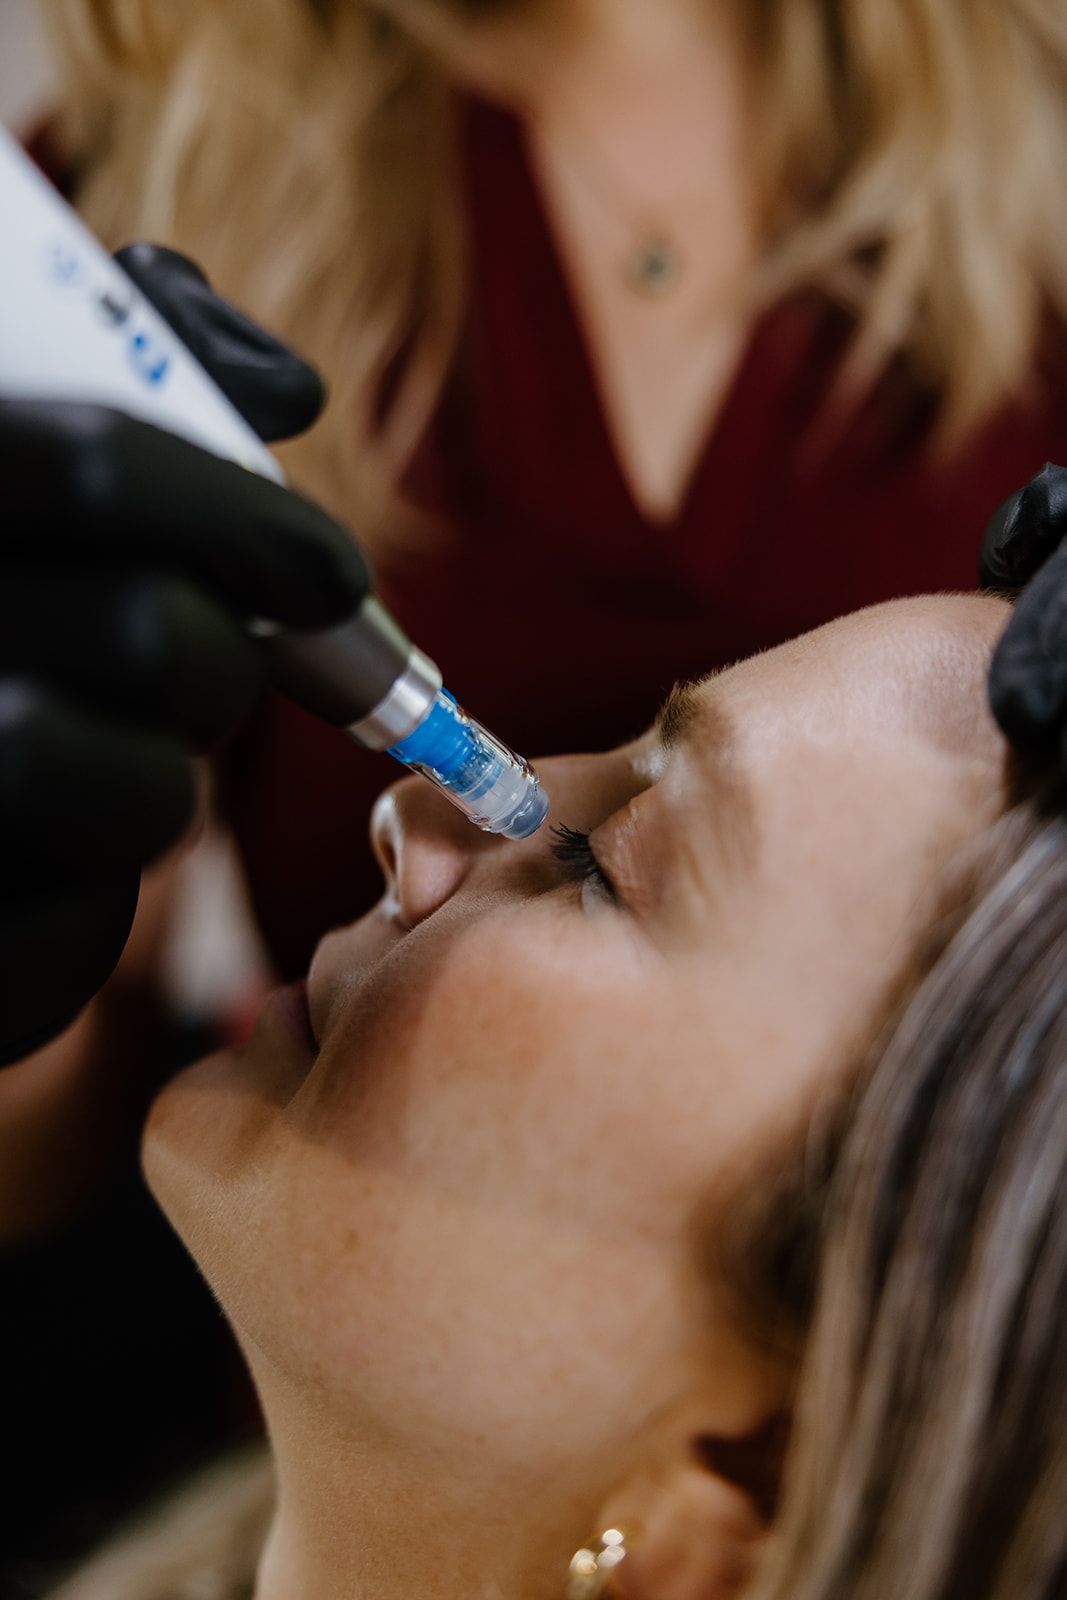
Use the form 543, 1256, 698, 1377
370, 776, 487, 928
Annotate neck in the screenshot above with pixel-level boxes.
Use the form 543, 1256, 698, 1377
522, 0, 749, 224
407, 0, 736, 112
250, 1368, 593, 1600
565, 0, 729, 64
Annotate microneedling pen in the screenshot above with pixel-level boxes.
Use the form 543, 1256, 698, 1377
0, 129, 549, 842
256, 606, 549, 840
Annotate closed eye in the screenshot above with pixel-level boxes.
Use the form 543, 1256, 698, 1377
550, 825, 618, 904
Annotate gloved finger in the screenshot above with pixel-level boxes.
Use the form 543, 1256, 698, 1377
0, 571, 264, 747
0, 682, 197, 883
115, 243, 326, 443
0, 871, 140, 1065
987, 538, 1067, 746
1, 400, 370, 627
979, 463, 1067, 590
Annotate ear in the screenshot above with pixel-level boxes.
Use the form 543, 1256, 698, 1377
595, 1414, 788, 1600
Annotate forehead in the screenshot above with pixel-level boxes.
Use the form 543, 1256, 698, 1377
650, 595, 1012, 941
686, 595, 1012, 761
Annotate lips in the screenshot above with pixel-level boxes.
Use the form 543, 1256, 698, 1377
293, 979, 319, 1051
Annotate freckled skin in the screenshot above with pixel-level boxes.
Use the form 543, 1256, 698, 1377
144, 595, 1011, 1600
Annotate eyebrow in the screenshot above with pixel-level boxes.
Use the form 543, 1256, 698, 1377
656, 679, 706, 749
656, 675, 740, 760
653, 676, 757, 864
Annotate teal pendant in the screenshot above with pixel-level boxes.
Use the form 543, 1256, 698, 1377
626, 238, 682, 297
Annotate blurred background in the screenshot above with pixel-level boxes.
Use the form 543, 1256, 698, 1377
0, 0, 55, 132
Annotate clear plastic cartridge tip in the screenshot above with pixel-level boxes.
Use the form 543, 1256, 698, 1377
389, 690, 549, 841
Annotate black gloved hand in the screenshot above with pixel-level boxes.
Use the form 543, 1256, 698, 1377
0, 245, 369, 1063
981, 463, 1067, 748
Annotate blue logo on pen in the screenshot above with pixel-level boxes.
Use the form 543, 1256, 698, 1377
95, 287, 133, 328
43, 238, 173, 389
45, 242, 85, 287
128, 331, 171, 387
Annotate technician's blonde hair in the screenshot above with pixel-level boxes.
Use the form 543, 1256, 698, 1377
43, 0, 1067, 546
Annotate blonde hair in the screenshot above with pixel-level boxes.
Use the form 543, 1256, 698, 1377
748, 793, 1067, 1600
42, 0, 1067, 547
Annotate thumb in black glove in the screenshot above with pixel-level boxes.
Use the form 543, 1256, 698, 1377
980, 463, 1067, 748
115, 244, 326, 443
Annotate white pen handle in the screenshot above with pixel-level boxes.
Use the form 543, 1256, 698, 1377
0, 125, 284, 482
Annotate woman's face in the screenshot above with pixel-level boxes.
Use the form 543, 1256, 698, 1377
145, 596, 1009, 1514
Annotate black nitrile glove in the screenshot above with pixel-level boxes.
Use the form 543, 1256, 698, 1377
0, 246, 369, 1063
981, 464, 1067, 748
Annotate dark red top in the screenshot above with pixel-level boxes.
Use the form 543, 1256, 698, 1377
45, 100, 1067, 976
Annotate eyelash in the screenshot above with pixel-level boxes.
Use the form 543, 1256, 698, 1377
550, 824, 618, 903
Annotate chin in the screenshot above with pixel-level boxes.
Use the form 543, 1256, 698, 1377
142, 1049, 242, 1232
139, 1043, 292, 1359
146, 976, 318, 1178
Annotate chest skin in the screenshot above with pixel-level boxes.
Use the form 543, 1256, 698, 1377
518, 25, 756, 526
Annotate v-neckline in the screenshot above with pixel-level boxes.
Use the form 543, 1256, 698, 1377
495, 97, 760, 538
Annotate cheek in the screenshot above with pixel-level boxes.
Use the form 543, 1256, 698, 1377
145, 903, 658, 1283
294, 903, 705, 1233
244, 1132, 710, 1480
151, 905, 763, 1473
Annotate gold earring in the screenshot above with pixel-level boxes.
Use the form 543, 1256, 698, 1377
566, 1527, 630, 1600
